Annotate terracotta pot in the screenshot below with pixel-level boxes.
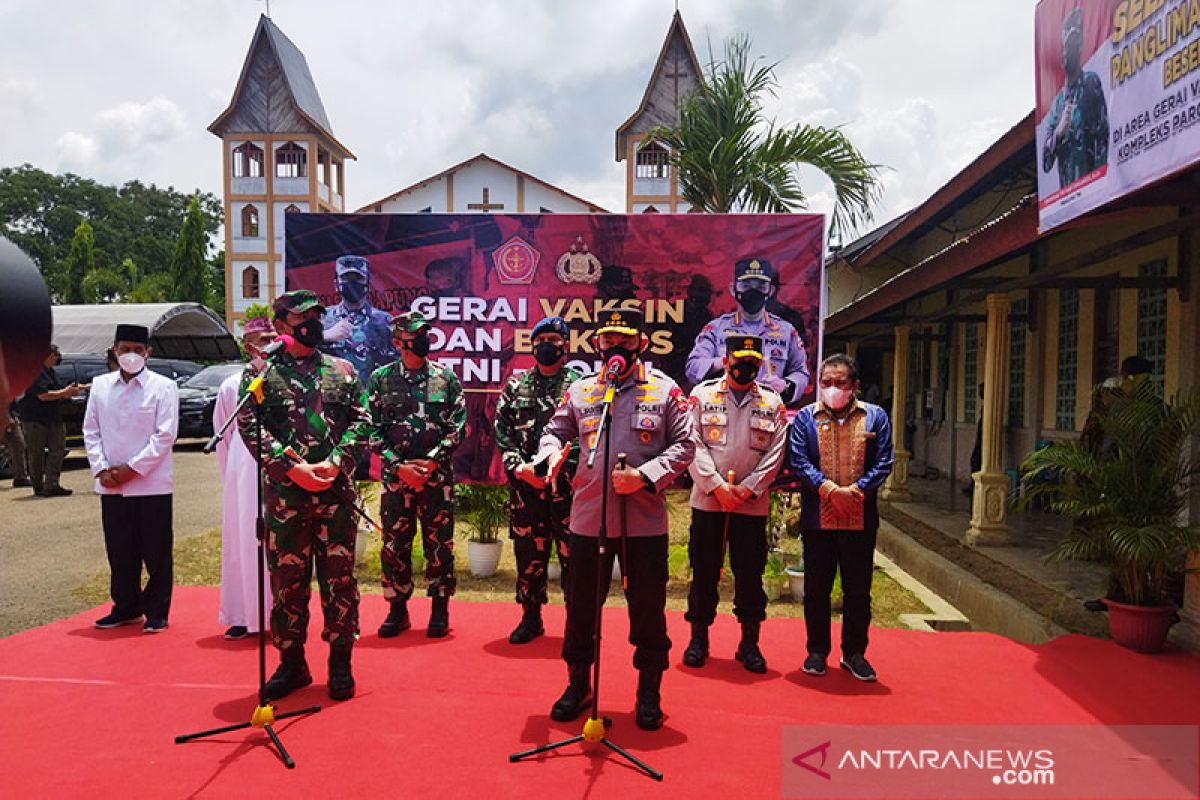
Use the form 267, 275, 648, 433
1102, 598, 1176, 653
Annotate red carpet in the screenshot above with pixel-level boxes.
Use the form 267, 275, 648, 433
1, 586, 1198, 798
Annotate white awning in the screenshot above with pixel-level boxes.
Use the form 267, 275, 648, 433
52, 303, 239, 360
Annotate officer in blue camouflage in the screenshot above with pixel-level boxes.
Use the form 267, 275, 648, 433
494, 316, 582, 644
1041, 7, 1108, 188
238, 289, 370, 702
369, 310, 466, 639
321, 255, 398, 386
685, 258, 810, 405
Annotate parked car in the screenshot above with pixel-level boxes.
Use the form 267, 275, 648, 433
177, 363, 244, 439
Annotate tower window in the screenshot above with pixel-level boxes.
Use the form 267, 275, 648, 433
635, 141, 669, 180
275, 142, 307, 179
232, 142, 264, 178
241, 266, 260, 299
240, 205, 259, 238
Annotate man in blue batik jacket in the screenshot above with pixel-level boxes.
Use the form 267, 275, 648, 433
788, 353, 893, 682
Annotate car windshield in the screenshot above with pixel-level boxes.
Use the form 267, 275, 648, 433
183, 364, 242, 389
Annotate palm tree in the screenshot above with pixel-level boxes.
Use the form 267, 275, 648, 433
646, 35, 882, 238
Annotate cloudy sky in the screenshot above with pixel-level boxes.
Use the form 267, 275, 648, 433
0, 0, 1037, 238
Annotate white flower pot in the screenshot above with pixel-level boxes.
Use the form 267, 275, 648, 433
468, 539, 503, 577
548, 560, 562, 582
785, 567, 805, 599
763, 577, 783, 602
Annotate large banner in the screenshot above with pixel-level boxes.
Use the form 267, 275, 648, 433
1036, 0, 1200, 231
285, 212, 824, 482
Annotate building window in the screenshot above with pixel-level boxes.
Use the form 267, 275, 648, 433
1008, 297, 1027, 426
241, 266, 260, 299
232, 142, 264, 178
1137, 259, 1168, 391
275, 142, 307, 179
963, 322, 979, 424
1055, 288, 1080, 430
635, 141, 670, 180
284, 204, 301, 214
240, 205, 259, 238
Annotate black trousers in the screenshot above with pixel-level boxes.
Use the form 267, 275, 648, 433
800, 528, 877, 658
685, 508, 767, 625
100, 494, 174, 620
562, 532, 671, 672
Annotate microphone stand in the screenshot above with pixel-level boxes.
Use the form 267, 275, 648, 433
509, 370, 663, 782
175, 355, 320, 768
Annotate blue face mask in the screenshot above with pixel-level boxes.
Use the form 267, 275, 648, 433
338, 279, 368, 304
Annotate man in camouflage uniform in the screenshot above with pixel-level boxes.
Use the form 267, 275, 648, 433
494, 316, 582, 644
369, 310, 466, 639
321, 255, 398, 386
1042, 7, 1108, 188
238, 289, 370, 702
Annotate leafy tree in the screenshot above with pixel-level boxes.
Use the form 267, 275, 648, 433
129, 272, 174, 304
208, 249, 226, 315
169, 195, 210, 305
63, 218, 95, 304
646, 35, 882, 237
244, 302, 272, 320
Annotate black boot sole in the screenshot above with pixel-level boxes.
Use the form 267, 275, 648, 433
508, 624, 545, 644
682, 650, 707, 668
328, 681, 355, 701
264, 672, 313, 701
635, 708, 664, 731
735, 650, 767, 674
377, 620, 411, 638
550, 693, 592, 722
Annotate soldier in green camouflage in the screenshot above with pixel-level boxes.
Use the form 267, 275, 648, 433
369, 310, 466, 639
494, 316, 582, 644
1042, 7, 1109, 188
237, 289, 370, 702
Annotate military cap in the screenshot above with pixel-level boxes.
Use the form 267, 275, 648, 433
531, 315, 569, 339
734, 257, 778, 284
114, 324, 149, 345
241, 315, 274, 337
392, 310, 431, 334
272, 289, 325, 318
336, 255, 370, 279
596, 306, 643, 336
726, 333, 764, 361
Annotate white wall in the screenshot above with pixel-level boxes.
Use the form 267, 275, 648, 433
377, 181, 444, 213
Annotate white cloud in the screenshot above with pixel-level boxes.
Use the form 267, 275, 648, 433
55, 131, 98, 168
94, 96, 188, 154
0, 77, 41, 118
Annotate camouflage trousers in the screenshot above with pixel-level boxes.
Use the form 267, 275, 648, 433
380, 470, 457, 600
264, 484, 360, 653
508, 479, 571, 605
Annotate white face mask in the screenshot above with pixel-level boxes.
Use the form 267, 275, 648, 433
821, 385, 853, 410
118, 352, 146, 375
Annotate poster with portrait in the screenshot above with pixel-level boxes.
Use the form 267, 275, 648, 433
1036, 0, 1200, 231
285, 212, 824, 483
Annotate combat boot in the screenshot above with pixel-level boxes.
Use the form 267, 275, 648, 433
327, 642, 355, 701
377, 598, 411, 638
427, 595, 450, 638
508, 602, 544, 644
734, 621, 768, 674
635, 669, 664, 731
264, 647, 312, 700
682, 622, 709, 667
550, 663, 592, 722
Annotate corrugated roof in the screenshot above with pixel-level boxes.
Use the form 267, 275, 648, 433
259, 15, 334, 136
52, 303, 238, 360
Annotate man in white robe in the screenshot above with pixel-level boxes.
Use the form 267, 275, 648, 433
214, 317, 276, 639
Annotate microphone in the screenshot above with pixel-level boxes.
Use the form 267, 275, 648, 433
260, 334, 295, 359
602, 352, 628, 384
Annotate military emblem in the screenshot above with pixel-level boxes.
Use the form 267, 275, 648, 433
555, 236, 602, 284
639, 431, 652, 444
495, 236, 540, 285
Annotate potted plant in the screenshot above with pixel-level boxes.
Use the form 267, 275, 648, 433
785, 559, 805, 600
460, 484, 508, 577
1022, 378, 1200, 653
763, 550, 787, 602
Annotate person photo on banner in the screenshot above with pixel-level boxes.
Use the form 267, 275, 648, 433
1041, 6, 1109, 190
321, 254, 398, 387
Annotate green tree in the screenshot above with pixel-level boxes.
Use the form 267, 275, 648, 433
63, 218, 95, 304
169, 194, 210, 305
208, 248, 226, 316
646, 35, 882, 237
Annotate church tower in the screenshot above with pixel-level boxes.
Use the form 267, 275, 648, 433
209, 14, 354, 327
615, 10, 703, 213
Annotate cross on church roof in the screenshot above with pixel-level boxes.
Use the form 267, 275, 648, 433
467, 187, 505, 212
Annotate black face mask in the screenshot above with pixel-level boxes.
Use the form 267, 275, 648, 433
533, 341, 565, 367
402, 332, 431, 358
293, 318, 324, 348
728, 361, 760, 386
599, 345, 638, 370
736, 289, 768, 315
338, 279, 368, 305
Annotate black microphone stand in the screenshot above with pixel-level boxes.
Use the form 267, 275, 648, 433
509, 371, 663, 781
175, 357, 320, 768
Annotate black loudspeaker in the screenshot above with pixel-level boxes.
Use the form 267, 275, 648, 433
0, 236, 53, 402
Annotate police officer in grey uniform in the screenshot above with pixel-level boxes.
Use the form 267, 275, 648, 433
684, 333, 788, 674
537, 307, 696, 731
322, 255, 398, 386
685, 258, 809, 404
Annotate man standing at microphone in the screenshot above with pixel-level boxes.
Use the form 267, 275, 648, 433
537, 307, 696, 731
238, 290, 371, 702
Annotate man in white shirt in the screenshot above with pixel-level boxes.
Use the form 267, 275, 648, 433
82, 324, 179, 633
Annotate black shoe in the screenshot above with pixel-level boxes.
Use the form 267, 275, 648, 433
635, 669, 664, 731
427, 595, 450, 638
327, 644, 355, 701
265, 649, 313, 700
682, 623, 709, 668
802, 653, 827, 676
224, 626, 249, 640
1083, 598, 1107, 612
378, 599, 411, 638
550, 663, 592, 722
94, 610, 143, 629
12, 477, 32, 488
508, 603, 544, 644
143, 617, 168, 634
840, 653, 877, 682
42, 486, 72, 497
734, 621, 767, 674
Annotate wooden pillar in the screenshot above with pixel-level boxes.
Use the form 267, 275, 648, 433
881, 325, 912, 502
967, 293, 1012, 545
845, 341, 858, 360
